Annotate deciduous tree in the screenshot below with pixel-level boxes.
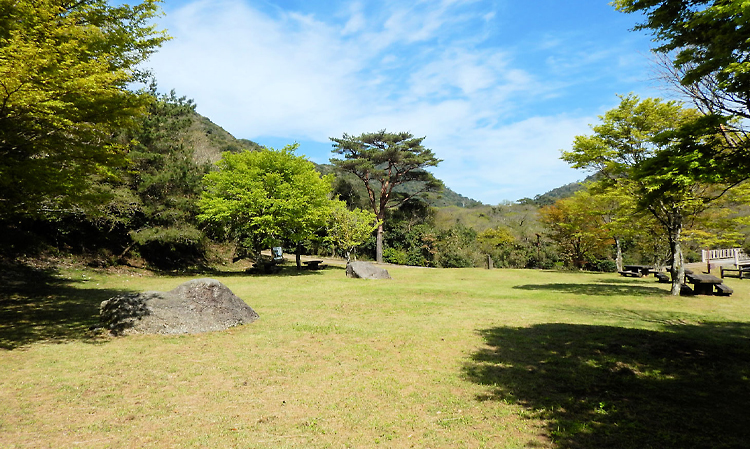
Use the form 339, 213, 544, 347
563, 94, 736, 294
325, 201, 378, 262
198, 145, 334, 267
0, 0, 168, 218
539, 192, 613, 269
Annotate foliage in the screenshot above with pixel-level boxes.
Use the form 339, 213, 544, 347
435, 224, 481, 268
614, 0, 750, 118
330, 130, 442, 263
382, 247, 410, 265
325, 201, 378, 262
431, 202, 554, 268
562, 94, 724, 293
0, 0, 168, 218
539, 192, 613, 269
614, 0, 750, 194
117, 87, 211, 268
199, 145, 334, 260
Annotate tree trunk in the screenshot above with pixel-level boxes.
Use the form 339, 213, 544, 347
668, 225, 684, 296
614, 236, 623, 272
376, 222, 384, 263
296, 243, 302, 270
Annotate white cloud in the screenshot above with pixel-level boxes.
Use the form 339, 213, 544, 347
147, 0, 653, 203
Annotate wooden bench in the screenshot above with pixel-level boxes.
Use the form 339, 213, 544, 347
715, 283, 734, 296
654, 272, 670, 283
686, 273, 729, 296
303, 260, 325, 270
618, 270, 642, 277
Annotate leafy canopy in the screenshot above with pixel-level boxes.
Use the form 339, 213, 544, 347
325, 201, 378, 262
614, 0, 750, 111
563, 94, 728, 294
0, 0, 169, 218
198, 145, 334, 258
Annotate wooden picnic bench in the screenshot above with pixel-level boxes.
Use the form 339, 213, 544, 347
685, 273, 732, 296
623, 265, 654, 276
303, 260, 325, 270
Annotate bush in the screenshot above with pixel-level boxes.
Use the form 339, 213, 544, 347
382, 247, 409, 265
595, 259, 618, 272
583, 259, 618, 272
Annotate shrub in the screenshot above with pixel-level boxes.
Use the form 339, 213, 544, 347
382, 247, 409, 265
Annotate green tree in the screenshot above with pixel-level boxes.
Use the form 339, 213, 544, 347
330, 130, 442, 263
0, 0, 168, 218
118, 87, 211, 268
614, 0, 750, 185
539, 192, 613, 269
326, 201, 378, 262
198, 145, 334, 268
614, 0, 750, 118
562, 95, 736, 294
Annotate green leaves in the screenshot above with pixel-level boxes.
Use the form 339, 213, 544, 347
199, 145, 334, 257
0, 0, 168, 218
325, 201, 378, 261
615, 0, 750, 118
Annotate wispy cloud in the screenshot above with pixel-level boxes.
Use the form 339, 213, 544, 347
149, 0, 655, 203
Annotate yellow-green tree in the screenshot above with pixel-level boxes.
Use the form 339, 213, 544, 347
325, 201, 378, 262
0, 0, 168, 218
539, 192, 613, 269
562, 94, 741, 294
198, 145, 334, 267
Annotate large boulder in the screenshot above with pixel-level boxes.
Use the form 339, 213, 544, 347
100, 278, 259, 335
346, 261, 392, 280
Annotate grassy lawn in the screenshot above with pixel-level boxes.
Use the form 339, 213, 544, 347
1, 264, 749, 448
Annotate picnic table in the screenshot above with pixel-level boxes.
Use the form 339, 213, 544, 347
303, 260, 325, 270
685, 273, 726, 295
623, 265, 653, 276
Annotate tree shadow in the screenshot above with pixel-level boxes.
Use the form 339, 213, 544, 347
464, 321, 750, 448
0, 263, 135, 350
200, 264, 347, 278
514, 281, 669, 297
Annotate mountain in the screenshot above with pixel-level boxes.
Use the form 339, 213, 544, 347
186, 113, 263, 164
518, 174, 599, 206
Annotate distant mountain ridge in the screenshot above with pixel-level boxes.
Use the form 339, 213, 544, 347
518, 174, 599, 206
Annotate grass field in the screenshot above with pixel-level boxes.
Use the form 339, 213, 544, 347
1, 263, 750, 448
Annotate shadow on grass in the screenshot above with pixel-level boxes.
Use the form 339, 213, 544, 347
514, 281, 669, 297
464, 322, 750, 448
202, 264, 347, 278
0, 264, 135, 350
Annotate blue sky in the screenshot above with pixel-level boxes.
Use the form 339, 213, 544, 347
147, 0, 663, 204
